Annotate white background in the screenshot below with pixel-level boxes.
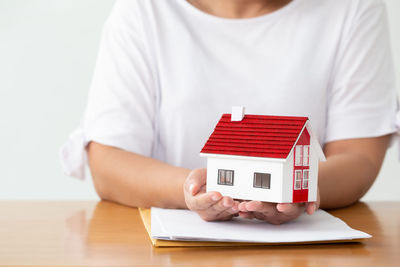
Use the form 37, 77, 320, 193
0, 0, 399, 200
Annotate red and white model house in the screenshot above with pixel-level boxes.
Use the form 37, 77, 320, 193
200, 107, 326, 203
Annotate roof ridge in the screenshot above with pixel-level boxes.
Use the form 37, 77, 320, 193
221, 113, 309, 121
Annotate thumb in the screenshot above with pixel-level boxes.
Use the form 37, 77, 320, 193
185, 168, 207, 196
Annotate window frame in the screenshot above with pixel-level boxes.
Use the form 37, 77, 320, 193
303, 145, 310, 166
294, 170, 302, 190
253, 172, 271, 189
302, 169, 309, 189
218, 169, 234, 186
295, 145, 303, 166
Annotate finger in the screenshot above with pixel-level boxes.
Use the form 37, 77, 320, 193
253, 212, 271, 222
199, 197, 236, 221
305, 202, 317, 215
222, 196, 235, 209
214, 207, 238, 221
239, 211, 255, 219
184, 168, 207, 196
238, 201, 248, 212
245, 201, 276, 214
219, 199, 239, 214
208, 196, 235, 214
251, 210, 297, 225
255, 213, 286, 225
192, 191, 222, 210
231, 201, 240, 213
276, 203, 305, 216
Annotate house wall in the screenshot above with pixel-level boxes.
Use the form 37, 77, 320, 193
206, 156, 285, 203
282, 152, 294, 203
283, 136, 319, 203
307, 144, 319, 202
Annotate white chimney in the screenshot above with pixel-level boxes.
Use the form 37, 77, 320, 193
231, 106, 245, 121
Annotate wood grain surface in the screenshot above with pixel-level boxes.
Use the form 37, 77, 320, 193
0, 201, 398, 267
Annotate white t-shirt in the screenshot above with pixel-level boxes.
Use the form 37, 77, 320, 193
61, 0, 399, 179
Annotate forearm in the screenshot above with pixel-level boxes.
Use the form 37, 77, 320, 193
318, 154, 376, 209
87, 142, 191, 209
318, 135, 390, 209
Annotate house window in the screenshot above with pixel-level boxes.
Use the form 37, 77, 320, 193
303, 170, 309, 189
294, 170, 302, 190
303, 145, 310, 166
253, 173, 271, 189
295, 145, 303, 166
218, 169, 234, 186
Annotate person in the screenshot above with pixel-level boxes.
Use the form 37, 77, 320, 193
61, 0, 399, 224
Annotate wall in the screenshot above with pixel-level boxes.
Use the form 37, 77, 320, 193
206, 156, 285, 202
0, 0, 115, 199
0, 0, 399, 200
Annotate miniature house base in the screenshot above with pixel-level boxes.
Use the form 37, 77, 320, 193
200, 108, 325, 203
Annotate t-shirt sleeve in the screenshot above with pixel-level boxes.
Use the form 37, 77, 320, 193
60, 0, 156, 179
83, 1, 156, 155
325, 0, 399, 144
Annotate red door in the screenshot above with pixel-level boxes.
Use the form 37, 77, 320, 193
293, 129, 310, 203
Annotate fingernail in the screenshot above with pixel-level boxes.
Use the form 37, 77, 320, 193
276, 204, 284, 212
212, 194, 220, 201
189, 184, 194, 194
223, 201, 232, 208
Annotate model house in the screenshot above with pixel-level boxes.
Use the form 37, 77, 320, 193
200, 107, 326, 203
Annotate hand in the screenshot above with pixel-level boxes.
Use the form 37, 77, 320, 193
183, 168, 240, 221
238, 189, 320, 225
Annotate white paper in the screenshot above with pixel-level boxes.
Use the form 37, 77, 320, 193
151, 208, 371, 243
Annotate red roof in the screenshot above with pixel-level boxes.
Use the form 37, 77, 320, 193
200, 114, 308, 159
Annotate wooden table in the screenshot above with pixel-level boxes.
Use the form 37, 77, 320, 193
0, 201, 399, 267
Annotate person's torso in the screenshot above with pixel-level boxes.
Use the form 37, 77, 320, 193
134, 0, 363, 168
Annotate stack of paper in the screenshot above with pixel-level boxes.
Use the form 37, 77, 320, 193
139, 208, 370, 247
